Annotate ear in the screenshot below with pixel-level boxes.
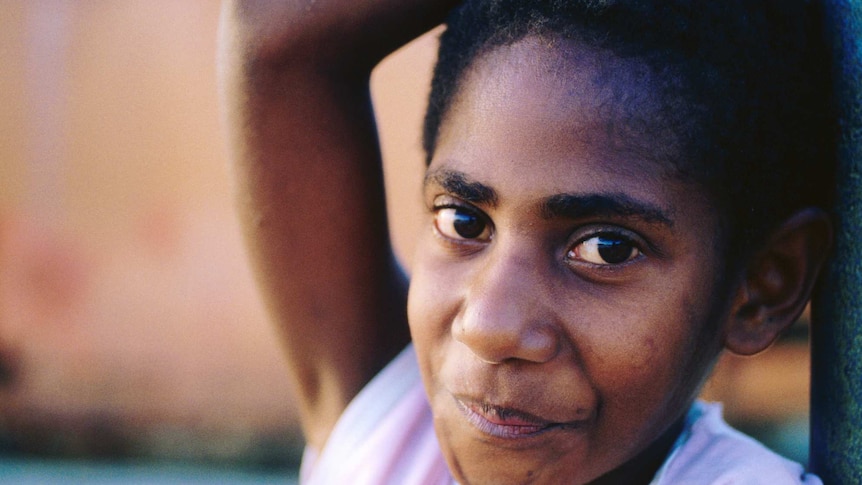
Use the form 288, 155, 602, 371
724, 208, 833, 356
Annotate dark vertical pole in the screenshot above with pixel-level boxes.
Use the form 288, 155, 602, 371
811, 1, 862, 483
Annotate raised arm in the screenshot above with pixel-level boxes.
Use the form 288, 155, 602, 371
218, 0, 456, 449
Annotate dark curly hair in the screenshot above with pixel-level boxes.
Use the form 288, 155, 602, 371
423, 0, 836, 261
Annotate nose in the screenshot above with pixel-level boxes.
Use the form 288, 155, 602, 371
453, 248, 560, 365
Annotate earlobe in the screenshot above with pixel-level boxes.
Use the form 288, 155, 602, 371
724, 208, 833, 356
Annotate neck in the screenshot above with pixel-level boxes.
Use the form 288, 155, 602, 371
588, 417, 685, 485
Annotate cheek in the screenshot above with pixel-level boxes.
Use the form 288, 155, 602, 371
406, 271, 439, 347
578, 278, 721, 409
579, 306, 680, 396
406, 238, 460, 358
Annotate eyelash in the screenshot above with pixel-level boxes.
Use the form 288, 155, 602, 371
431, 200, 646, 268
565, 229, 644, 267
432, 203, 494, 245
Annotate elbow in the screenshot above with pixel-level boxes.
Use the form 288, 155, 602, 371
219, 0, 362, 74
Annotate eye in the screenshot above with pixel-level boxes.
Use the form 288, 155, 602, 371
568, 232, 640, 265
434, 206, 492, 242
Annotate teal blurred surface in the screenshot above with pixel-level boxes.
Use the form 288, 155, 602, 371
0, 457, 297, 484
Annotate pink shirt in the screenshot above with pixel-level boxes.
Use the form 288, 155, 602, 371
652, 402, 822, 484
300, 346, 452, 484
300, 345, 821, 485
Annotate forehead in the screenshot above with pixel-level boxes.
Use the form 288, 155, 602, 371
438, 35, 682, 172
432, 36, 689, 208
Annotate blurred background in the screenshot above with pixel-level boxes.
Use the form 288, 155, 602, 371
0, 1, 813, 482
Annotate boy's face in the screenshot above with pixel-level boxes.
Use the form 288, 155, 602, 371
408, 37, 733, 484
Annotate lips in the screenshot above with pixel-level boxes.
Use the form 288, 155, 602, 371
454, 396, 587, 440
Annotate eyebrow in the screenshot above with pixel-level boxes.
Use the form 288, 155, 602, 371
542, 193, 674, 227
424, 169, 499, 207
424, 168, 673, 227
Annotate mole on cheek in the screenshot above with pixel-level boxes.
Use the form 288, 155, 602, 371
629, 337, 658, 371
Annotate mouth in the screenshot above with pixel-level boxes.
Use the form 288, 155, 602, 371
454, 396, 587, 440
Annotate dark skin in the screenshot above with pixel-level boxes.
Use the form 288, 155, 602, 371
219, 0, 458, 450
409, 38, 732, 483
220, 3, 832, 483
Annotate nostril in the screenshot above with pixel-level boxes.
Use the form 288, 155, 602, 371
456, 251, 561, 364
454, 306, 560, 365
521, 327, 561, 363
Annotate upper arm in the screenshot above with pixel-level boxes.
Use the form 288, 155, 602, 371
218, 0, 450, 448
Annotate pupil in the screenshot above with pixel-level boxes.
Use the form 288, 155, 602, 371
453, 211, 485, 239
597, 238, 633, 264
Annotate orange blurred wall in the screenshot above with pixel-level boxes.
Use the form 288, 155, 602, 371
0, 0, 809, 464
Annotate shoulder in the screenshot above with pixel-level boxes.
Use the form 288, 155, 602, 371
653, 401, 822, 485
301, 345, 453, 485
